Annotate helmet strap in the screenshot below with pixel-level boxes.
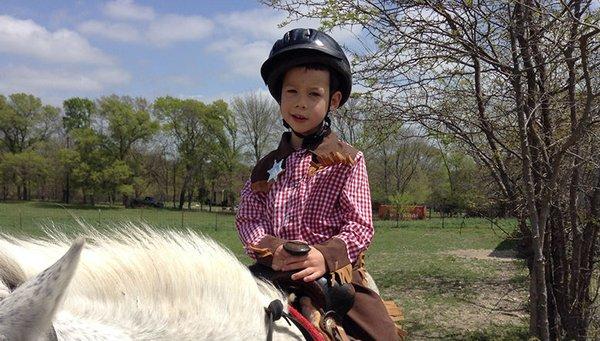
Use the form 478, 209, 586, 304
283, 115, 331, 149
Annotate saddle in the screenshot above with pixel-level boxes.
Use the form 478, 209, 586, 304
249, 263, 355, 316
249, 263, 355, 340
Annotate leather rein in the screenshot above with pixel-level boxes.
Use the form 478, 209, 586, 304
265, 299, 319, 341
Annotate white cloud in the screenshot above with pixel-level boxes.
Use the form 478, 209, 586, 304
103, 0, 155, 21
0, 65, 131, 94
208, 8, 363, 78
215, 9, 286, 40
147, 14, 213, 47
210, 39, 271, 78
0, 15, 112, 65
215, 8, 359, 45
77, 20, 141, 42
77, 13, 214, 47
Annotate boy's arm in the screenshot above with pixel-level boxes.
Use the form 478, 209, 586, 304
313, 152, 374, 273
236, 180, 288, 267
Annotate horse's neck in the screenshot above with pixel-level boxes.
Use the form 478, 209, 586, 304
1, 230, 304, 340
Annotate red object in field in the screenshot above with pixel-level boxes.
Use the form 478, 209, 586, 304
378, 205, 427, 220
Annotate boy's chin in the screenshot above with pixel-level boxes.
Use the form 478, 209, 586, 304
296, 126, 320, 136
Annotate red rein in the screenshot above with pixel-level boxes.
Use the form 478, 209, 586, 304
287, 305, 326, 341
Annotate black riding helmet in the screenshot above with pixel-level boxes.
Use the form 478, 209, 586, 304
261, 28, 352, 107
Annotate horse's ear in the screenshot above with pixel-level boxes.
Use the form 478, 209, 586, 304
0, 238, 84, 340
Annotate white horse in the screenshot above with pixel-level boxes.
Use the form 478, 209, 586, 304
0, 224, 306, 340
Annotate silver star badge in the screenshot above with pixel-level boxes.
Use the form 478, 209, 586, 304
267, 159, 284, 182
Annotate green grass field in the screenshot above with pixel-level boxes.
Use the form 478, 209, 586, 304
0, 202, 529, 340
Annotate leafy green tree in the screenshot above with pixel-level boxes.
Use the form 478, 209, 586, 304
68, 127, 110, 205
0, 93, 59, 153
101, 160, 134, 202
62, 97, 96, 203
63, 97, 95, 132
0, 151, 48, 200
98, 96, 159, 161
154, 97, 232, 209
0, 93, 59, 199
97, 95, 159, 206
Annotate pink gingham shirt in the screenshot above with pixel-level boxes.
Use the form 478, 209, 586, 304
236, 149, 373, 264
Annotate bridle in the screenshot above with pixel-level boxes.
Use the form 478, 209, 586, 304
265, 299, 320, 341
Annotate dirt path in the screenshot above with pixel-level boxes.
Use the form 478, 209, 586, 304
396, 249, 529, 339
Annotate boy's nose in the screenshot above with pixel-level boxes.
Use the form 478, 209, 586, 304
295, 96, 307, 109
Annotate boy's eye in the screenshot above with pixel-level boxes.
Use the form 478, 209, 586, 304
286, 89, 297, 94
310, 92, 321, 97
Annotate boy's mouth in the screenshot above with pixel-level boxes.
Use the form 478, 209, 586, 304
290, 114, 307, 121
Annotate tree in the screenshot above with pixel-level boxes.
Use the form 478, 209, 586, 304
62, 97, 96, 203
154, 97, 232, 210
211, 100, 243, 207
231, 92, 279, 164
0, 93, 59, 154
97, 96, 158, 162
330, 97, 403, 153
0, 151, 48, 200
97, 95, 159, 206
264, 1, 600, 339
68, 127, 109, 205
0, 93, 59, 199
63, 98, 94, 132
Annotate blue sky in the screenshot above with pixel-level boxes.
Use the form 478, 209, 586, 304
0, 0, 360, 106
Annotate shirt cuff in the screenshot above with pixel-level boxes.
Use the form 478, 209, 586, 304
248, 235, 287, 267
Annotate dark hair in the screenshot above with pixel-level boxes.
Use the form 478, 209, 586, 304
277, 63, 342, 101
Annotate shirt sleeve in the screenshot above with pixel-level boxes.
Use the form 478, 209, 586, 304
235, 180, 287, 262
332, 152, 374, 263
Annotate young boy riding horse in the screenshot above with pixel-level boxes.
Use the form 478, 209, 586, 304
236, 28, 402, 340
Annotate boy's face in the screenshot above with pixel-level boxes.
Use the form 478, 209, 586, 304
280, 66, 342, 135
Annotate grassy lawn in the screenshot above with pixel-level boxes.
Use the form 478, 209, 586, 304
368, 219, 529, 340
0, 201, 529, 340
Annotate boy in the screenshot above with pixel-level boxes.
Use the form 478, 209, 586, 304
236, 28, 401, 340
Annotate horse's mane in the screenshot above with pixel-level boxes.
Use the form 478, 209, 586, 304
0, 223, 295, 340
0, 249, 26, 299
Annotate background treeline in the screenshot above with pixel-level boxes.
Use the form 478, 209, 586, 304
0, 92, 490, 214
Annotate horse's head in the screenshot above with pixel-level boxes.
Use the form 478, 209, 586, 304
0, 238, 84, 341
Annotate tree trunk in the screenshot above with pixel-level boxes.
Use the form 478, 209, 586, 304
178, 185, 186, 211
172, 163, 178, 209
179, 168, 192, 210
122, 194, 130, 208
187, 186, 193, 210
511, 3, 550, 338
63, 171, 71, 204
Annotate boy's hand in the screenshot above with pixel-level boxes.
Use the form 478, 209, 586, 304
283, 247, 326, 282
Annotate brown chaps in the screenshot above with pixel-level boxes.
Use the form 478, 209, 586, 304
341, 282, 401, 341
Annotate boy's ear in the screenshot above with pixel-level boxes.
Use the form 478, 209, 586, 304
329, 91, 342, 111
